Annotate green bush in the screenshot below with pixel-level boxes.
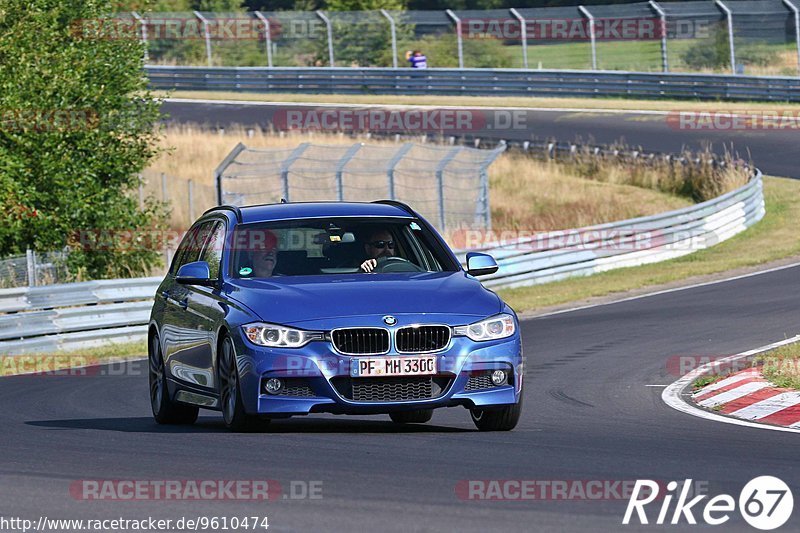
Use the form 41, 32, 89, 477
681, 27, 731, 70
0, 0, 167, 279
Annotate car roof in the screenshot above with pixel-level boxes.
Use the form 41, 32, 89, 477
210, 201, 416, 225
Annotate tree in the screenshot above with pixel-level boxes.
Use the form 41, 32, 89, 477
0, 0, 167, 279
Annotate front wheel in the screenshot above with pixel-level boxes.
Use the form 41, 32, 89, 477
149, 333, 198, 425
219, 336, 270, 432
389, 409, 433, 424
470, 394, 523, 431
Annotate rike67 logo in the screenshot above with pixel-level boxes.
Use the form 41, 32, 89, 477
623, 477, 793, 530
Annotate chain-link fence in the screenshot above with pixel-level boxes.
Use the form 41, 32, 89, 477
122, 2, 800, 75
215, 142, 505, 234
0, 249, 70, 288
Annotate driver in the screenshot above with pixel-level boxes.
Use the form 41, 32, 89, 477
360, 228, 396, 273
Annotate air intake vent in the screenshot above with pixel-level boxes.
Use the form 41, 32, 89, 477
331, 328, 390, 355
395, 325, 451, 353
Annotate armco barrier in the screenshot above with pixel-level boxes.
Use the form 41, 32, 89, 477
0, 278, 160, 355
0, 172, 764, 354
456, 171, 764, 289
146, 66, 800, 102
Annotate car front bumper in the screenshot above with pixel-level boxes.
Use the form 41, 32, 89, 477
233, 333, 523, 416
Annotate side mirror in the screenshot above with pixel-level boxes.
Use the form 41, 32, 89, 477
176, 261, 214, 286
466, 252, 498, 277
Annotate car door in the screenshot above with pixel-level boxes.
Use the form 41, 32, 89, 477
179, 219, 228, 392
162, 220, 216, 389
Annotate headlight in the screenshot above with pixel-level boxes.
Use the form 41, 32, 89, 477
242, 322, 323, 348
454, 314, 516, 342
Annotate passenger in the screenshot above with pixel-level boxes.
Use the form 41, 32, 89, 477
249, 229, 279, 277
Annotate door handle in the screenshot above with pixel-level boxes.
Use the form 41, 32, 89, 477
162, 291, 188, 310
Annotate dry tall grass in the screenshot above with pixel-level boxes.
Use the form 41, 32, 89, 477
146, 127, 748, 232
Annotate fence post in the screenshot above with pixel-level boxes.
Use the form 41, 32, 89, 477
380, 9, 398, 69
446, 10, 464, 69
188, 179, 195, 221
335, 143, 363, 202
316, 11, 335, 67
478, 144, 506, 230
254, 11, 274, 68
386, 143, 414, 200
784, 0, 800, 75
509, 8, 528, 69
213, 142, 247, 205
280, 143, 312, 202
649, 0, 669, 72
715, 0, 736, 74
131, 11, 148, 63
435, 147, 463, 233
26, 248, 36, 287
193, 11, 213, 67
578, 6, 598, 70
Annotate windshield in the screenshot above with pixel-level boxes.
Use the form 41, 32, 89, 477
230, 217, 457, 278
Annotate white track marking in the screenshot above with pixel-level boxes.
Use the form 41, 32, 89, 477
730, 392, 800, 420
662, 335, 800, 434
697, 382, 770, 408
692, 370, 759, 397
529, 261, 800, 320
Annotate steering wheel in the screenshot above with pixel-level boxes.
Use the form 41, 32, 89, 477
372, 256, 424, 273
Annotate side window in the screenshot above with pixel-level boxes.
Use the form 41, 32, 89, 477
170, 221, 214, 275
199, 221, 225, 280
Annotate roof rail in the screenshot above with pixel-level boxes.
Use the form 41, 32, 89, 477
372, 200, 416, 216
202, 204, 242, 223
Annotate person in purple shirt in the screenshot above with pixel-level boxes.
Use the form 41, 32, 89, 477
406, 50, 428, 69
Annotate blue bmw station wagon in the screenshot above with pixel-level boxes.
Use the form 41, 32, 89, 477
149, 201, 523, 432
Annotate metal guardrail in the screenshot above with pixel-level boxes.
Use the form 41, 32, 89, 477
0, 171, 764, 354
456, 170, 764, 289
0, 278, 160, 355
146, 66, 800, 102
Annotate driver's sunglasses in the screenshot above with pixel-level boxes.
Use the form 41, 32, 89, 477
368, 240, 395, 250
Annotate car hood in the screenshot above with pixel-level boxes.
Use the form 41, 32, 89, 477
225, 271, 502, 327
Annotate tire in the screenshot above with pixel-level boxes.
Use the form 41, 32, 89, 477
149, 333, 199, 425
389, 409, 434, 424
470, 394, 523, 432
219, 336, 270, 432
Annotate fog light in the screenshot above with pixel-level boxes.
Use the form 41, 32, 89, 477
491, 370, 507, 386
265, 378, 283, 395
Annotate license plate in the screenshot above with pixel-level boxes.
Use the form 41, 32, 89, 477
351, 356, 437, 378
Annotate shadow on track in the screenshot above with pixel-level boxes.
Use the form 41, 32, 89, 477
25, 416, 471, 434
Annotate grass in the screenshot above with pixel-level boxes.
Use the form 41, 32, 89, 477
0, 341, 147, 376
499, 176, 800, 313
756, 341, 800, 390
161, 91, 800, 115
692, 374, 725, 391
146, 127, 745, 232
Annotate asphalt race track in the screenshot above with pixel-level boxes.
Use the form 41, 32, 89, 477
2, 264, 798, 531
161, 99, 800, 179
